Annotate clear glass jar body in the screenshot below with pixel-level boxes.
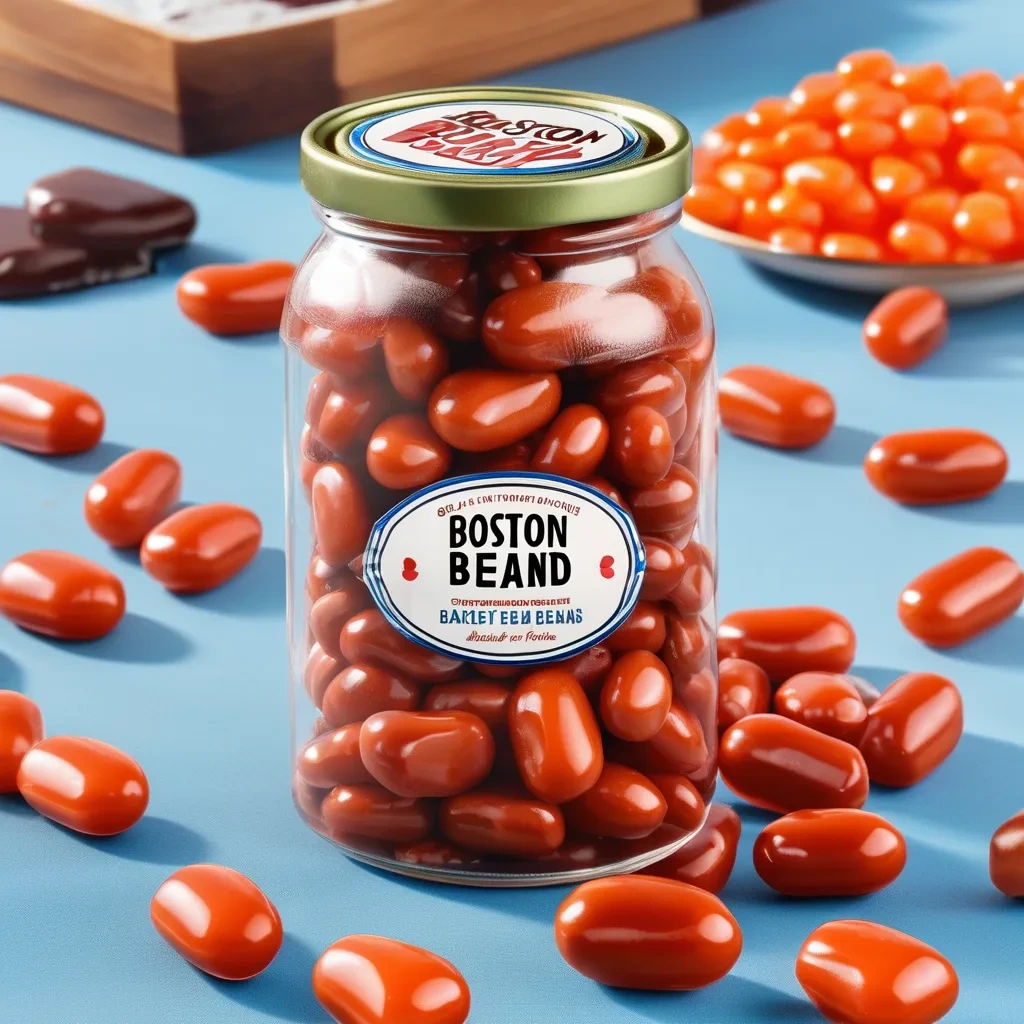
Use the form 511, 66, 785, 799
284, 201, 718, 885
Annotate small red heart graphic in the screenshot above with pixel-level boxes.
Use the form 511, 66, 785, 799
402, 557, 419, 581
600, 555, 614, 579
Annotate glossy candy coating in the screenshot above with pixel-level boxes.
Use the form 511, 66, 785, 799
509, 669, 603, 804
422, 681, 510, 731
720, 714, 869, 812
774, 672, 868, 744
717, 657, 771, 731
340, 609, 463, 683
865, 428, 1008, 505
17, 735, 148, 835
863, 287, 948, 370
151, 865, 282, 980
84, 449, 182, 547
366, 414, 451, 490
605, 601, 667, 654
382, 319, 449, 401
859, 672, 963, 787
718, 605, 856, 682
607, 405, 673, 487
641, 803, 740, 892
554, 876, 742, 990
754, 809, 906, 896
599, 651, 673, 741
440, 789, 565, 857
177, 260, 294, 335
359, 710, 494, 798
0, 691, 43, 792
719, 366, 835, 449
320, 664, 420, 728
640, 537, 687, 600
309, 577, 370, 661
313, 935, 470, 1024
310, 463, 371, 567
990, 811, 1024, 898
321, 783, 433, 842
564, 763, 667, 840
141, 503, 261, 593
796, 920, 959, 1024
531, 404, 609, 479
0, 373, 104, 455
0, 550, 125, 640
898, 547, 1024, 647
627, 465, 699, 536
296, 725, 373, 788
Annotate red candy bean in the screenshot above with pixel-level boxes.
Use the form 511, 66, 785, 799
719, 365, 835, 448
296, 725, 372, 788
646, 773, 706, 832
990, 811, 1024, 898
0, 691, 43, 792
717, 657, 771, 731
564, 763, 667, 839
366, 414, 451, 490
640, 803, 741, 892
84, 449, 182, 547
774, 671, 868, 744
381, 319, 449, 401
530, 404, 609, 479
320, 664, 420, 728
440, 789, 565, 857
599, 650, 673, 741
321, 783, 434, 842
0, 373, 104, 455
863, 287, 948, 370
310, 464, 371, 567
177, 260, 294, 335
340, 609, 462, 683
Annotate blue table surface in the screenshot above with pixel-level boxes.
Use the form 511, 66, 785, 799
2, 0, 1022, 1020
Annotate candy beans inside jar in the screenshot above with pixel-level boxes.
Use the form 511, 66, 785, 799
283, 88, 718, 883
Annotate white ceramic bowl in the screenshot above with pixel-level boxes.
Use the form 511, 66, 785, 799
680, 212, 1024, 307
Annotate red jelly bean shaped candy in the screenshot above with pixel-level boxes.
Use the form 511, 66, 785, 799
717, 657, 770, 731
381, 319, 449, 401
640, 537, 687, 600
359, 710, 494, 798
718, 606, 856, 682
627, 465, 699, 537
719, 366, 835, 448
563, 763, 667, 840
990, 811, 1024, 898
641, 803, 740, 893
141, 503, 261, 593
898, 547, 1024, 647
863, 287, 948, 369
796, 920, 958, 1024
309, 576, 370, 661
599, 650, 673, 741
0, 550, 125, 640
340, 609, 463, 683
859, 672, 962, 787
0, 691, 43, 792
753, 809, 906, 896
306, 374, 386, 456
310, 464, 371, 567
646, 773, 706, 832
422, 681, 510, 731
554, 875, 742, 990
366, 414, 451, 490
531, 404, 609, 479
440, 789, 565, 858
320, 664, 420, 728
605, 601, 667, 653
321, 783, 433, 842
0, 373, 104, 454
720, 714, 868, 812
607, 405, 673, 488
17, 735, 148, 834
774, 672, 868, 744
176, 260, 294, 335
509, 669, 603, 803
593, 358, 686, 421
865, 428, 1008, 504
151, 864, 283, 980
296, 725, 372, 788
84, 449, 182, 547
313, 935, 471, 1024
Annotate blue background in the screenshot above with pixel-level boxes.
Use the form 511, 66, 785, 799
1, 0, 1021, 1020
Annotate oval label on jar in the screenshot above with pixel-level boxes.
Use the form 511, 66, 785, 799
363, 473, 645, 665
349, 101, 643, 176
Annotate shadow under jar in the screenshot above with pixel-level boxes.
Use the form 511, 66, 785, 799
285, 86, 717, 886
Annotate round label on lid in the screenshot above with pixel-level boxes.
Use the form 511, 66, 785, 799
363, 472, 645, 665
349, 101, 643, 176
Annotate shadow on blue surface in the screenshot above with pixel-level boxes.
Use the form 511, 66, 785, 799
908, 481, 1024, 526
39, 613, 194, 665
0, 793, 35, 817
176, 547, 286, 618
0, 650, 26, 691
787, 425, 880, 468
850, 664, 905, 692
941, 616, 1024, 670
911, 297, 1024, 380
200, 933, 323, 1024
66, 816, 213, 865
747, 266, 877, 321
15, 440, 135, 476
156, 242, 245, 276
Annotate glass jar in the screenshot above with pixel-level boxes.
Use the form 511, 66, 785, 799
285, 87, 717, 885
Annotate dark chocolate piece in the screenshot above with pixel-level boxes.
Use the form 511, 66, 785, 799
25, 168, 196, 251
0, 207, 151, 300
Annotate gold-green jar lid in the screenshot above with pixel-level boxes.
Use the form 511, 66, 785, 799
300, 86, 691, 231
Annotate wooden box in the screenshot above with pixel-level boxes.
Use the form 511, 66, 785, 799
0, 0, 724, 154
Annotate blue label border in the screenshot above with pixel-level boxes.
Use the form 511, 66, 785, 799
348, 102, 643, 177
362, 472, 646, 666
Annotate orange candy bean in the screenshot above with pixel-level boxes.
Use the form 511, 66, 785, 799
716, 657, 771, 731
0, 691, 43, 792
141, 503, 261, 593
296, 725, 373, 788
564, 762, 667, 839
796, 920, 958, 1024
768, 227, 817, 254
888, 218, 949, 262
0, 373, 104, 455
720, 714, 869, 812
509, 668, 603, 803
599, 650, 672, 741
683, 183, 742, 229
784, 157, 857, 204
836, 119, 897, 158
321, 783, 433, 842
755, 809, 905, 897
898, 547, 1024, 647
440, 789, 565, 857
958, 142, 1024, 180
952, 105, 1010, 142
898, 104, 950, 147
820, 232, 883, 260
531, 404, 609, 479
990, 811, 1024, 898
859, 672, 963, 787
554, 875, 742, 990
719, 365, 835, 448
865, 427, 1008, 504
716, 161, 779, 198
863, 286, 948, 369
767, 185, 824, 229
870, 155, 927, 204
953, 191, 1016, 249
789, 73, 844, 123
773, 122, 835, 164
176, 260, 293, 335
313, 935, 470, 1024
0, 550, 125, 640
718, 605, 856, 682
837, 49, 896, 84
17, 735, 148, 835
952, 69, 1008, 110
359, 710, 494, 798
84, 449, 182, 547
151, 864, 283, 980
890, 62, 953, 105
833, 83, 907, 122
428, 370, 561, 452
640, 803, 741, 892
366, 414, 451, 490
903, 187, 960, 232
774, 671, 868, 744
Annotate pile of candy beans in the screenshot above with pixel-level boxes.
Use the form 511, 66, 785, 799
685, 50, 1024, 262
